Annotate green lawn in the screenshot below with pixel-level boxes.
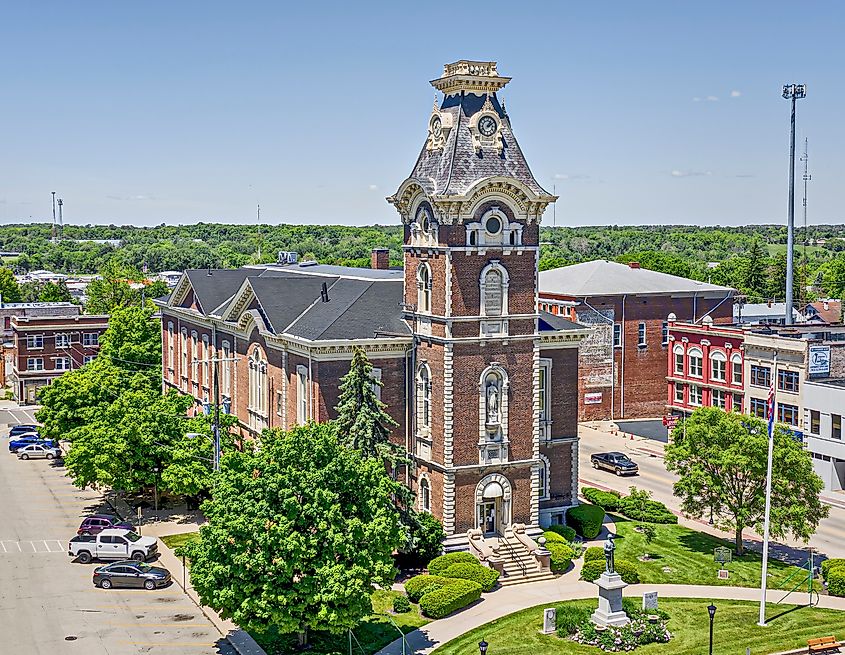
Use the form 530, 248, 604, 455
435, 598, 844, 655
160, 532, 200, 552
612, 516, 816, 590
252, 590, 429, 655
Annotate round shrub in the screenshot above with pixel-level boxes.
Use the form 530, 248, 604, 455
827, 567, 845, 597
546, 524, 577, 542
404, 574, 452, 603
418, 579, 482, 619
392, 594, 411, 613
584, 546, 605, 563
581, 558, 640, 584
582, 487, 622, 511
442, 562, 500, 592
822, 558, 845, 582
546, 541, 574, 573
543, 530, 567, 544
566, 503, 605, 539
428, 552, 478, 576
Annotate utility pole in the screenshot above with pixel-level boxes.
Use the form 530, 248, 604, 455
194, 352, 238, 471
782, 83, 806, 325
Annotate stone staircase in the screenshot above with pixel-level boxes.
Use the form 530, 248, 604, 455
496, 534, 556, 586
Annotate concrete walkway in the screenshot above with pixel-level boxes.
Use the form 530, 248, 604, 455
375, 574, 845, 655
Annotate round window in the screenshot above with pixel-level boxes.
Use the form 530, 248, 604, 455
485, 215, 502, 235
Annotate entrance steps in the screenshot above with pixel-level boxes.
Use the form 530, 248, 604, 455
495, 535, 556, 587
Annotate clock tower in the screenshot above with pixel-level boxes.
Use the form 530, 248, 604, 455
389, 61, 564, 547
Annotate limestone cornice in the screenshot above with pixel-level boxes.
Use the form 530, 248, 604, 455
430, 60, 510, 95
538, 330, 589, 346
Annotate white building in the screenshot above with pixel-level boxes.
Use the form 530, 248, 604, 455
803, 379, 845, 491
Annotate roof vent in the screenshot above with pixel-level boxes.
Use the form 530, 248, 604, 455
320, 282, 330, 303
299, 260, 319, 267
627, 262, 641, 269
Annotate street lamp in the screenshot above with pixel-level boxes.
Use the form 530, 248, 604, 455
707, 603, 717, 655
781, 83, 806, 326
478, 638, 488, 655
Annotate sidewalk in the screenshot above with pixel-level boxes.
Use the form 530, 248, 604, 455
105, 492, 266, 655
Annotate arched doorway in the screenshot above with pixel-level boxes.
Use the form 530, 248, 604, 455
475, 473, 512, 537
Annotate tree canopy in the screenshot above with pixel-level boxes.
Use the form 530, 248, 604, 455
0, 267, 21, 302
665, 407, 828, 554
183, 422, 404, 646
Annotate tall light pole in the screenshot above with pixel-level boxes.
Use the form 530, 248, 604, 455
758, 351, 778, 626
782, 83, 806, 325
707, 604, 717, 655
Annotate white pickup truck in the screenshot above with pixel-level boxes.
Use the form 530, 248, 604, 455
68, 528, 158, 564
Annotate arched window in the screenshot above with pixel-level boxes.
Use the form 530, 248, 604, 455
419, 476, 431, 513
417, 364, 431, 434
417, 263, 432, 314
730, 352, 743, 385
673, 343, 685, 374
248, 347, 268, 421
688, 347, 703, 378
538, 455, 550, 500
710, 350, 726, 382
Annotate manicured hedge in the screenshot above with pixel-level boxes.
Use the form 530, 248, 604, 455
442, 562, 500, 592
822, 558, 845, 582
582, 487, 623, 511
543, 530, 567, 544
618, 496, 677, 524
404, 574, 452, 603
418, 579, 482, 618
828, 567, 845, 597
547, 541, 575, 573
546, 524, 577, 542
583, 546, 605, 563
581, 558, 640, 584
428, 552, 478, 576
566, 503, 605, 539
392, 595, 411, 613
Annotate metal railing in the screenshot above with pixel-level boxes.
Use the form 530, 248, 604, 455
500, 536, 527, 577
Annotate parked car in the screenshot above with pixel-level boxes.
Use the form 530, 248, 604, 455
77, 514, 134, 536
92, 560, 171, 590
68, 529, 158, 564
16, 443, 62, 460
9, 424, 39, 437
8, 435, 55, 453
590, 451, 639, 476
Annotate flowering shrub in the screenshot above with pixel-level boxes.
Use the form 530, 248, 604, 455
571, 615, 671, 651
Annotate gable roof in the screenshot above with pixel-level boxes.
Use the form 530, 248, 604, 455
538, 311, 585, 332
539, 260, 734, 297
184, 269, 254, 314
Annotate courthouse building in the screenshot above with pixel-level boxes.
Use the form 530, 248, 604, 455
157, 61, 588, 556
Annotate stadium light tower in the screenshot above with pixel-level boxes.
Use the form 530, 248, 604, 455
782, 83, 806, 326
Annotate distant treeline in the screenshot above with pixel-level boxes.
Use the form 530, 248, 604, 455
2, 222, 844, 305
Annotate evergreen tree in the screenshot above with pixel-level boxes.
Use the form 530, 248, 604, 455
335, 346, 399, 462
742, 239, 766, 297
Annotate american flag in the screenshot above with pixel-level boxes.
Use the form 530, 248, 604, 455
767, 368, 776, 438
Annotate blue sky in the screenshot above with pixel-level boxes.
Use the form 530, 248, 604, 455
1, 1, 843, 228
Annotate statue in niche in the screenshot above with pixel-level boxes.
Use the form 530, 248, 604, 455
486, 381, 500, 425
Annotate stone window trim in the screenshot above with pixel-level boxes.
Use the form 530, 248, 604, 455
417, 262, 432, 315
730, 352, 743, 385
710, 350, 727, 382
296, 364, 309, 426
416, 362, 432, 437
247, 346, 269, 431
418, 473, 432, 513
538, 358, 552, 440
687, 347, 703, 378
474, 473, 512, 530
478, 364, 509, 463
479, 260, 510, 318
672, 343, 685, 373
537, 454, 550, 501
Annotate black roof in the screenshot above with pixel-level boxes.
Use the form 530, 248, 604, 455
539, 311, 585, 332
184, 269, 253, 315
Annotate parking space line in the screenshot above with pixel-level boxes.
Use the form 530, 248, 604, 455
115, 642, 217, 648
108, 623, 211, 629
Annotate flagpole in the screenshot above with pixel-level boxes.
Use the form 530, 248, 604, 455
758, 352, 777, 626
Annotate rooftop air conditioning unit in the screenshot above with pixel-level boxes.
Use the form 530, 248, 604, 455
277, 251, 299, 265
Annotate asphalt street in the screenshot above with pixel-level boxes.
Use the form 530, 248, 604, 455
0, 418, 236, 655
578, 424, 845, 563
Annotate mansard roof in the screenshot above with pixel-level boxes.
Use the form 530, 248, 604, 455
166, 263, 410, 342
409, 91, 549, 198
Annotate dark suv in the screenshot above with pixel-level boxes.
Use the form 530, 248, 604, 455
77, 514, 134, 536
9, 424, 39, 438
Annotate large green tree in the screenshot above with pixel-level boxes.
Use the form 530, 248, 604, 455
665, 407, 828, 554
85, 259, 138, 314
0, 267, 21, 302
183, 423, 403, 647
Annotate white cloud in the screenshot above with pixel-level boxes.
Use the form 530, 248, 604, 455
706, 95, 719, 102
553, 173, 569, 180
692, 97, 701, 102
553, 173, 590, 181
367, 184, 378, 191
730, 90, 742, 98
670, 170, 713, 178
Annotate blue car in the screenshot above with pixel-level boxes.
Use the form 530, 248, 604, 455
9, 435, 56, 453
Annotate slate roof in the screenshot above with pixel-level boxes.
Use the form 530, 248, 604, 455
540, 260, 735, 297
410, 93, 549, 198
178, 264, 410, 342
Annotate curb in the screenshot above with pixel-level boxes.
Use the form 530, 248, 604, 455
104, 492, 266, 655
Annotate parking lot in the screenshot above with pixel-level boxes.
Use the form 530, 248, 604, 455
0, 418, 236, 655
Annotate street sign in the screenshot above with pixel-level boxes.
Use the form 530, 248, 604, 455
663, 415, 678, 428
718, 569, 730, 580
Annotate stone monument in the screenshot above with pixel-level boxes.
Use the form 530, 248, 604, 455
590, 534, 630, 627
540, 607, 556, 635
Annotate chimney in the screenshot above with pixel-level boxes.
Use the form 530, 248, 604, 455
371, 248, 390, 270
823, 301, 830, 311
627, 261, 641, 269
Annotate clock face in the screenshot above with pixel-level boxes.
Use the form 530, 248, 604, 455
478, 115, 497, 137
431, 116, 442, 138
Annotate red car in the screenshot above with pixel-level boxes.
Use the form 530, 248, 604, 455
77, 514, 134, 536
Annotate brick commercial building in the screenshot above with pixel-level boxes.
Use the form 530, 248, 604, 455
9, 310, 108, 403
666, 318, 746, 416
156, 61, 589, 555
539, 260, 735, 421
